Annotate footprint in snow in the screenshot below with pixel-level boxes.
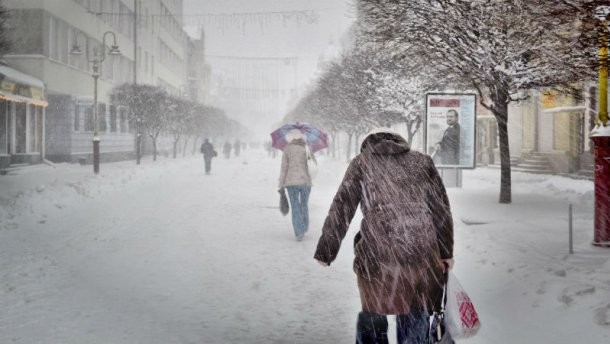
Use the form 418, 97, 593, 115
558, 284, 596, 305
594, 304, 610, 326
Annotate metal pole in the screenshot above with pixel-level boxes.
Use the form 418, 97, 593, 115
133, 0, 137, 85
133, 0, 141, 165
568, 203, 574, 254
591, 22, 610, 247
93, 62, 100, 174
599, 28, 608, 126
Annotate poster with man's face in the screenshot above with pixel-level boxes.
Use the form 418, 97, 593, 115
425, 93, 476, 168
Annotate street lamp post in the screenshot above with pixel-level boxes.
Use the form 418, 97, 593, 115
70, 31, 121, 174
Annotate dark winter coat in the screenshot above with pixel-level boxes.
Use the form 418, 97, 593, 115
438, 123, 460, 165
314, 132, 454, 315
200, 141, 216, 160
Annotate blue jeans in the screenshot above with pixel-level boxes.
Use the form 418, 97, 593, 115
356, 310, 429, 344
285, 185, 311, 237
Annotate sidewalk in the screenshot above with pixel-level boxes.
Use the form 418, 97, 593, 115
0, 152, 609, 343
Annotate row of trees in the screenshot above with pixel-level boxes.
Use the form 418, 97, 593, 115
286, 46, 435, 159
288, 0, 605, 203
110, 83, 244, 161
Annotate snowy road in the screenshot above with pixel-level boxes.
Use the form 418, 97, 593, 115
1, 150, 609, 343
1, 152, 363, 343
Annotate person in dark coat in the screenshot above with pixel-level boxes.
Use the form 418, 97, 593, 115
314, 130, 454, 343
435, 109, 461, 165
223, 141, 232, 159
200, 138, 217, 175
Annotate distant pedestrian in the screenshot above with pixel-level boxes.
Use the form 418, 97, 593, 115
314, 129, 454, 343
223, 141, 232, 159
233, 139, 241, 157
200, 138, 217, 175
278, 130, 313, 241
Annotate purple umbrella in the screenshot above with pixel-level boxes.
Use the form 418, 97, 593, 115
270, 123, 328, 153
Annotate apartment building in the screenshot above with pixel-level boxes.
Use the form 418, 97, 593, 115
3, 0, 189, 163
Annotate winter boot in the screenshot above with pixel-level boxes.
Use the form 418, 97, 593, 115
356, 311, 389, 344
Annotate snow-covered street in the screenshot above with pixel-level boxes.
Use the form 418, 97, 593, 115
1, 149, 609, 343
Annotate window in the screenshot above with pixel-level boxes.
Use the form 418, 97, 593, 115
15, 103, 26, 153
112, 0, 120, 28
68, 28, 76, 67
26, 105, 43, 153
119, 107, 128, 133
28, 105, 36, 152
49, 17, 57, 59
109, 105, 117, 132
74, 103, 81, 131
0, 100, 7, 154
89, 0, 101, 13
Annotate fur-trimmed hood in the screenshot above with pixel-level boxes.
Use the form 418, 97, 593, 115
360, 132, 410, 155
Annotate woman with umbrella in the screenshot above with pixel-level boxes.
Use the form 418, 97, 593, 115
277, 129, 314, 241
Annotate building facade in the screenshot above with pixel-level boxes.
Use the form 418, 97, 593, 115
4, 0, 190, 163
478, 85, 595, 177
0, 64, 47, 168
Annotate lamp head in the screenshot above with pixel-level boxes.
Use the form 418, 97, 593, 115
108, 45, 121, 55
70, 44, 83, 55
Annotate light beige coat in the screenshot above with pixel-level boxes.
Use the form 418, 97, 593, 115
278, 139, 312, 189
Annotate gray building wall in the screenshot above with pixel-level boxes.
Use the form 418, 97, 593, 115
3, 1, 190, 164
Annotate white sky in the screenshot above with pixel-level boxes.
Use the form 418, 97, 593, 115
182, 0, 356, 136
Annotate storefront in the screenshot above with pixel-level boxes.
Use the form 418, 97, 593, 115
0, 65, 47, 169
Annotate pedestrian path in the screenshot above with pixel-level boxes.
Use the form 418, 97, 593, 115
0, 150, 608, 343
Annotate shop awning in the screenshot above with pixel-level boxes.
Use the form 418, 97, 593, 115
0, 65, 47, 107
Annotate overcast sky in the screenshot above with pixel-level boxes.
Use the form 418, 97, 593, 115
182, 0, 356, 135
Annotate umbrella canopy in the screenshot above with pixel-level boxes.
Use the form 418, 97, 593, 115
270, 123, 328, 153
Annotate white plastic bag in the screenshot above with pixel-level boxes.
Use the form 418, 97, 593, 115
445, 271, 481, 339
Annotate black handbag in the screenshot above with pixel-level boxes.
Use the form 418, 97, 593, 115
279, 188, 289, 216
429, 273, 454, 344
429, 310, 453, 344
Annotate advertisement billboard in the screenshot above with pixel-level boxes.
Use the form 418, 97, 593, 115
425, 93, 476, 168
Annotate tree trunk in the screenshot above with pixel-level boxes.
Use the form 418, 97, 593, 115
172, 138, 179, 159
331, 132, 336, 158
182, 137, 189, 157
494, 102, 512, 204
192, 137, 199, 155
406, 120, 415, 147
151, 135, 158, 162
346, 132, 353, 162
405, 116, 422, 150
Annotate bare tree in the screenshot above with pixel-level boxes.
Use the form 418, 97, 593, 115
110, 84, 169, 161
0, 1, 12, 58
358, 0, 597, 203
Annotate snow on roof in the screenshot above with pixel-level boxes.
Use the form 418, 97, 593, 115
0, 64, 45, 89
591, 123, 610, 137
